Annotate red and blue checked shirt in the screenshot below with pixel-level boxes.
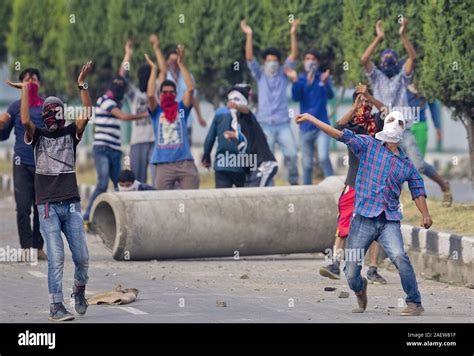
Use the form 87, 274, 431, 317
337, 128, 426, 221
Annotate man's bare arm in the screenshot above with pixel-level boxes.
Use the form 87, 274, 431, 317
361, 20, 384, 73
399, 18, 416, 76
413, 195, 432, 229
241, 20, 254, 61
145, 53, 158, 113
6, 81, 35, 139
296, 113, 342, 139
150, 34, 167, 83
177, 45, 194, 108
288, 19, 299, 62
76, 61, 93, 137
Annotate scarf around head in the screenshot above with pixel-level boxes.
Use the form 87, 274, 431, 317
352, 104, 378, 137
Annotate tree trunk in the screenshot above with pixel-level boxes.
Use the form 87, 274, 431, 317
467, 118, 474, 187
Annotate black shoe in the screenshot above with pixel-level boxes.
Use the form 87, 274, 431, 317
319, 263, 340, 280
49, 303, 75, 322
367, 268, 387, 285
71, 285, 88, 315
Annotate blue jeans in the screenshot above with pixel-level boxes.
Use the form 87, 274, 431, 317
37, 199, 89, 304
260, 122, 298, 185
84, 145, 122, 220
300, 129, 333, 184
344, 213, 421, 304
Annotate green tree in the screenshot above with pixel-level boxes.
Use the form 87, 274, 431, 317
0, 1, 12, 64
420, 0, 474, 184
7, 0, 67, 95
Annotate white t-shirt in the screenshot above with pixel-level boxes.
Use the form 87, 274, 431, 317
126, 83, 155, 145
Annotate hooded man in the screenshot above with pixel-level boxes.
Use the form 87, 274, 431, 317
296, 110, 432, 317
83, 68, 150, 222
146, 45, 200, 190
117, 169, 155, 191
361, 18, 452, 207
7, 61, 94, 322
0, 68, 47, 260
222, 85, 278, 187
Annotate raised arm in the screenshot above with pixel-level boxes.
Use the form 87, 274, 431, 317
355, 83, 387, 113
76, 61, 93, 137
150, 34, 167, 83
296, 113, 342, 139
144, 53, 158, 113
6, 81, 35, 139
240, 20, 254, 61
288, 19, 299, 62
399, 18, 416, 76
176, 45, 194, 108
361, 20, 385, 73
118, 39, 133, 78
337, 94, 361, 127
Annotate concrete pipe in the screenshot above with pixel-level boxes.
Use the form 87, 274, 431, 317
90, 176, 345, 260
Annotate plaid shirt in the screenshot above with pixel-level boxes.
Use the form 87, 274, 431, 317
337, 129, 426, 221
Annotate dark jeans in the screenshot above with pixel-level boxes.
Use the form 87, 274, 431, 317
215, 170, 246, 188
13, 163, 43, 249
84, 145, 122, 220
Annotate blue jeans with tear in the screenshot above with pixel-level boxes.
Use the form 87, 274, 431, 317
37, 199, 89, 304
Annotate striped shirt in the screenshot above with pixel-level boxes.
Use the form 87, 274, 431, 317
93, 95, 121, 150
337, 128, 426, 221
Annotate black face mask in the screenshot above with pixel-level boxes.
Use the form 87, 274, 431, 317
110, 76, 126, 102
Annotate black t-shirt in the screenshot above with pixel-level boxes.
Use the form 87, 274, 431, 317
237, 111, 276, 173
335, 112, 384, 187
30, 123, 81, 204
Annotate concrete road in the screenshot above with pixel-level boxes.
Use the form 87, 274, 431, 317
0, 192, 472, 323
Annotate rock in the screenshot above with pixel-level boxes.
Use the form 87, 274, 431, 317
151, 276, 156, 281
447, 306, 452, 309
388, 306, 395, 309
240, 274, 249, 279
216, 300, 227, 307
283, 289, 288, 292
465, 283, 474, 289
338, 291, 350, 298
324, 287, 337, 292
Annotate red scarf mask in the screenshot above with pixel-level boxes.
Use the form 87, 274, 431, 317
27, 82, 44, 108
160, 93, 178, 123
353, 104, 377, 137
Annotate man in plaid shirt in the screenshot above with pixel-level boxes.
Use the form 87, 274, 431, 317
296, 110, 432, 317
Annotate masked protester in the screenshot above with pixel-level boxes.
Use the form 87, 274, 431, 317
147, 45, 200, 190
83, 71, 150, 223
241, 19, 299, 185
320, 85, 389, 285
361, 18, 452, 207
7, 61, 94, 322
0, 69, 47, 261
287, 48, 335, 184
296, 109, 432, 317
117, 169, 155, 191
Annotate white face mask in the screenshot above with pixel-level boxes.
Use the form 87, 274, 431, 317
304, 60, 318, 73
375, 111, 406, 143
227, 90, 249, 132
264, 61, 279, 76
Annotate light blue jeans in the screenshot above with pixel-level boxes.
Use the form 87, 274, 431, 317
344, 213, 421, 304
260, 122, 298, 185
300, 129, 333, 184
37, 199, 89, 304
84, 145, 123, 220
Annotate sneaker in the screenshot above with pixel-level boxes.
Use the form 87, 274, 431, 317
71, 285, 88, 315
367, 268, 387, 285
319, 263, 340, 280
400, 303, 424, 316
48, 303, 75, 322
352, 277, 368, 313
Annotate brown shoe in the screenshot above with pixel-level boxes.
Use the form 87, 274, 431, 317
352, 277, 368, 313
37, 249, 48, 261
400, 303, 424, 316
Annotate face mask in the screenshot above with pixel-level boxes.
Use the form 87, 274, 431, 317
160, 92, 178, 123
380, 49, 400, 78
375, 112, 406, 143
110, 77, 126, 102
42, 98, 65, 132
304, 60, 318, 73
118, 180, 141, 192
264, 61, 279, 76
27, 82, 43, 108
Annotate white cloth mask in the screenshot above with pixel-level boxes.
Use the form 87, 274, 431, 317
375, 111, 406, 143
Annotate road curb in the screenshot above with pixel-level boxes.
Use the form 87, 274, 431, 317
401, 224, 474, 285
